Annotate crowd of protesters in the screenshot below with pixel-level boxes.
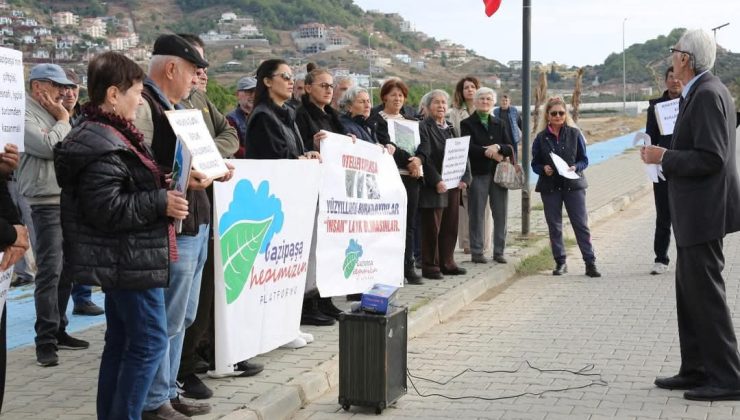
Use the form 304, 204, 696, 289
0, 32, 614, 418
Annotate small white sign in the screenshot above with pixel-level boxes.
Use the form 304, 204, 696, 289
0, 253, 13, 315
165, 109, 229, 179
386, 119, 420, 155
441, 136, 470, 189
655, 98, 680, 136
0, 47, 25, 152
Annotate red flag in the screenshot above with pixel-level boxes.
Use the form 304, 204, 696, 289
483, 0, 502, 17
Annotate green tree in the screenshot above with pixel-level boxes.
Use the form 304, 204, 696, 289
206, 79, 237, 114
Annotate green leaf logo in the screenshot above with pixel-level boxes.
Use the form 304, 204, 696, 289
220, 216, 273, 304
343, 239, 363, 279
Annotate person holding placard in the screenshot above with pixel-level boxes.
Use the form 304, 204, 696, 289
135, 34, 227, 419
644, 66, 683, 276
531, 97, 600, 278
54, 51, 188, 420
461, 87, 513, 265
417, 90, 470, 280
367, 77, 424, 285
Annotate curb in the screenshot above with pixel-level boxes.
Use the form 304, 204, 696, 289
222, 182, 653, 420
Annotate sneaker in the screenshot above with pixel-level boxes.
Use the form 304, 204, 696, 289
73, 301, 104, 316
493, 255, 508, 264
207, 360, 264, 379
471, 254, 488, 264
177, 373, 213, 400
36, 343, 58, 367
170, 395, 211, 416
56, 331, 89, 350
298, 330, 314, 343
650, 262, 669, 275
142, 401, 190, 420
281, 337, 307, 349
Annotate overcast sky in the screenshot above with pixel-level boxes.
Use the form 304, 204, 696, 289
353, 0, 738, 67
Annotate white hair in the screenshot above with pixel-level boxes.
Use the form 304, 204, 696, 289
676, 29, 716, 73
339, 86, 369, 113
148, 55, 184, 76
474, 87, 496, 103
423, 89, 449, 109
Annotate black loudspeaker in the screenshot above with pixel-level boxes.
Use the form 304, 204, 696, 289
338, 306, 408, 414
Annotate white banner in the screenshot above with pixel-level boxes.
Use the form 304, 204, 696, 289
213, 159, 320, 374
316, 134, 406, 297
441, 136, 470, 189
0, 47, 25, 152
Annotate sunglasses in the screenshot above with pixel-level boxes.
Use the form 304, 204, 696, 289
314, 82, 334, 90
549, 111, 566, 117
272, 72, 294, 82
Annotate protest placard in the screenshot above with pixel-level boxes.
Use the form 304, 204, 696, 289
165, 109, 229, 179
386, 119, 420, 155
0, 47, 25, 152
212, 159, 320, 374
0, 254, 13, 315
441, 136, 470, 189
316, 133, 406, 296
171, 138, 192, 233
655, 97, 680, 136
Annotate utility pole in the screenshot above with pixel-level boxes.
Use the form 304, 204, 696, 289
521, 0, 532, 236
711, 22, 729, 74
622, 18, 627, 115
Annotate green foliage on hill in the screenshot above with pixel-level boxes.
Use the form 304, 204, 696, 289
372, 17, 437, 52
206, 79, 237, 113
597, 28, 685, 84
175, 0, 363, 29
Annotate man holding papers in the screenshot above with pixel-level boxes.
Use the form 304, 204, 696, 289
644, 66, 683, 275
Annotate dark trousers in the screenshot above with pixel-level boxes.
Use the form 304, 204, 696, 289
653, 179, 671, 264
31, 205, 71, 346
98, 288, 168, 420
675, 240, 740, 387
71, 284, 94, 306
420, 189, 461, 274
179, 235, 215, 377
402, 175, 421, 267
541, 189, 595, 264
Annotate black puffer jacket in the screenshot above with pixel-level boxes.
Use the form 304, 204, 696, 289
54, 118, 170, 291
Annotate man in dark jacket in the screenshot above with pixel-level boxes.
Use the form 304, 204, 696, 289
226, 76, 256, 158
643, 29, 740, 401
644, 66, 682, 276
135, 34, 218, 419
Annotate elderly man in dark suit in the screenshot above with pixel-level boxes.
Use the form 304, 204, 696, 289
642, 29, 740, 401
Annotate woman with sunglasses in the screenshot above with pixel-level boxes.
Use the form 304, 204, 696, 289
294, 64, 343, 152
531, 97, 600, 278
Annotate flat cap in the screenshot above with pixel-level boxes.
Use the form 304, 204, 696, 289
152, 34, 209, 68
236, 76, 257, 91
29, 63, 76, 85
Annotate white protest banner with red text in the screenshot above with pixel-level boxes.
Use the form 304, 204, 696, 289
316, 133, 406, 297
213, 159, 320, 374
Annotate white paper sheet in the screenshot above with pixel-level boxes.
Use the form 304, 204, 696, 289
549, 152, 580, 179
633, 132, 665, 183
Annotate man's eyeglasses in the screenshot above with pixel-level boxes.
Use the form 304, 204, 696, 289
42, 80, 74, 91
669, 47, 693, 57
272, 72, 294, 82
549, 110, 566, 117
314, 82, 334, 90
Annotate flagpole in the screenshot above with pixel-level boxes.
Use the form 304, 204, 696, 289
521, 0, 532, 236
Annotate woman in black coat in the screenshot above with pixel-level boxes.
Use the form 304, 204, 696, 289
54, 52, 189, 419
531, 96, 600, 278
417, 90, 471, 280
460, 87, 512, 265
294, 67, 343, 152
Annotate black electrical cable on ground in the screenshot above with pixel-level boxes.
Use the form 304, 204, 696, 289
406, 360, 608, 401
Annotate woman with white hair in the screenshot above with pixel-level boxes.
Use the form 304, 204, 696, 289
460, 87, 513, 264
417, 89, 470, 280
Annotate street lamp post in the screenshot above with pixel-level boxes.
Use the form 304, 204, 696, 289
622, 18, 627, 115
367, 32, 373, 96
711, 22, 730, 73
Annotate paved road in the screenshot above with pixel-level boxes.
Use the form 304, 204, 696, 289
293, 193, 740, 420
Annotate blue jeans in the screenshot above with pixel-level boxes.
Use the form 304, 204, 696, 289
72, 284, 94, 306
30, 204, 71, 345
97, 288, 167, 420
144, 224, 210, 410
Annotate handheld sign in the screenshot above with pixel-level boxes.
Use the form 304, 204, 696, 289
655, 98, 680, 136
165, 109, 229, 179
441, 136, 470, 189
386, 119, 420, 155
0, 254, 13, 315
171, 138, 193, 233
0, 47, 25, 152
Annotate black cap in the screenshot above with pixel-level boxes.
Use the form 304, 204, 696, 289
152, 34, 209, 68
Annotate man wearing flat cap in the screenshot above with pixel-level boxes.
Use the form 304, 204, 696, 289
18, 63, 89, 368
136, 34, 231, 419
226, 76, 256, 158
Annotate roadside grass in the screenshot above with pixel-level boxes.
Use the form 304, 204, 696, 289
515, 237, 576, 277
